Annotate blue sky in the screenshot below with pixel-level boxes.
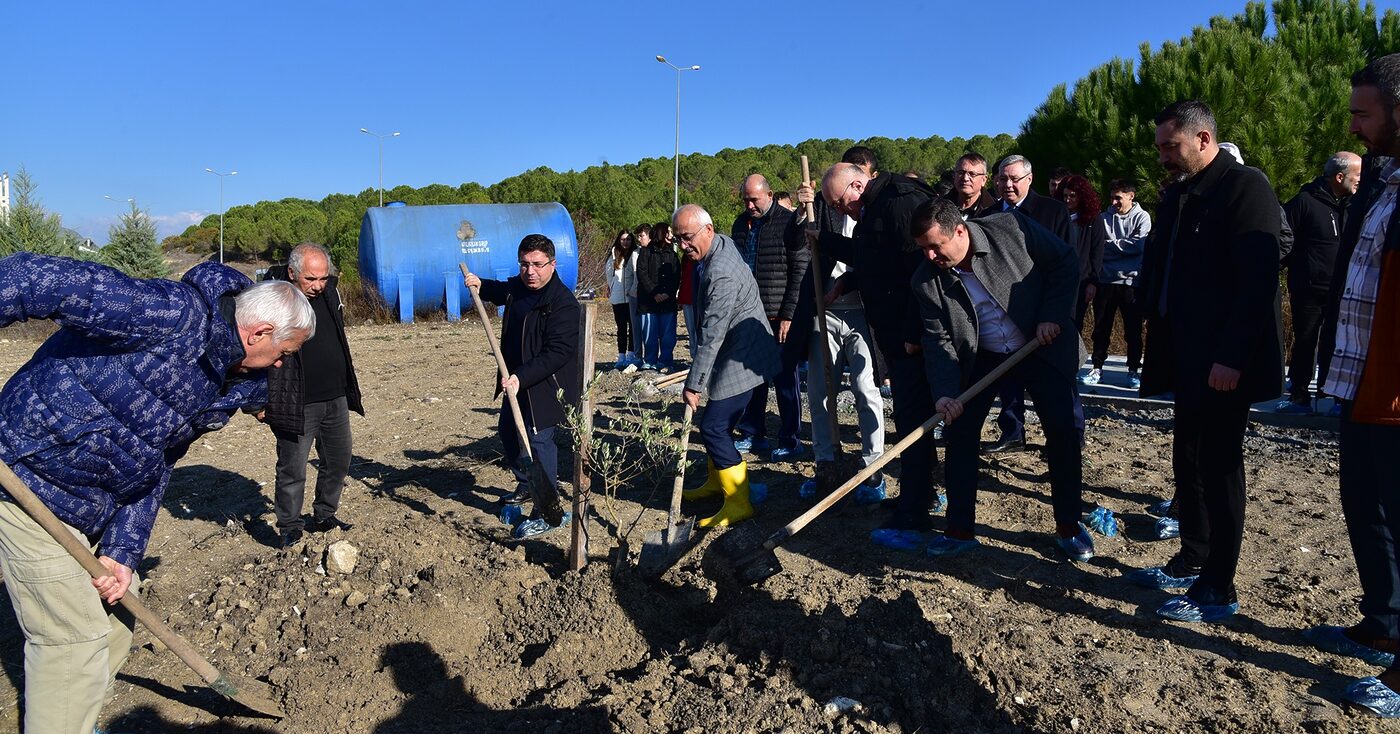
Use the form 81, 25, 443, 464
5, 0, 1268, 243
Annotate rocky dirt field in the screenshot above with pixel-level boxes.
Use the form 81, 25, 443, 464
0, 318, 1377, 733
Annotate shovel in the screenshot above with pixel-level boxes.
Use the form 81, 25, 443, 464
731, 338, 1040, 585
459, 263, 565, 525
636, 403, 696, 576
0, 459, 285, 718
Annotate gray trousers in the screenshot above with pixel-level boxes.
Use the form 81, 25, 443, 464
807, 307, 885, 465
274, 396, 353, 531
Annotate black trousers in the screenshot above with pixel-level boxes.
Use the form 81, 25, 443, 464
1091, 284, 1143, 371
1172, 391, 1251, 599
945, 351, 1082, 535
274, 396, 353, 531
1338, 402, 1400, 640
499, 401, 559, 497
886, 352, 940, 529
737, 328, 802, 450
1287, 286, 1331, 402
995, 377, 1086, 442
612, 302, 631, 355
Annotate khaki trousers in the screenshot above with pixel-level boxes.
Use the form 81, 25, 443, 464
0, 500, 138, 734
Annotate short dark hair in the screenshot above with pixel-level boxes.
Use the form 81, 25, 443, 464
1154, 99, 1217, 139
910, 198, 965, 240
842, 146, 878, 171
1051, 166, 1073, 181
956, 152, 987, 170
775, 191, 792, 200
518, 233, 555, 260
1353, 53, 1400, 110
1107, 177, 1137, 195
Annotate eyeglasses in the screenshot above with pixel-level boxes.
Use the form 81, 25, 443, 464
954, 169, 987, 180
518, 259, 555, 271
828, 179, 858, 208
676, 225, 710, 243
994, 172, 1032, 186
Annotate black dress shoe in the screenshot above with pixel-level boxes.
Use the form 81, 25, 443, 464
310, 516, 354, 533
279, 528, 304, 549
984, 433, 1026, 454
500, 488, 531, 506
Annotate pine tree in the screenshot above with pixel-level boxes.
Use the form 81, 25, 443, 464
0, 167, 78, 258
101, 201, 169, 279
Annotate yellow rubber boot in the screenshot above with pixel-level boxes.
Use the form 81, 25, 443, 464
682, 459, 721, 501
699, 461, 754, 528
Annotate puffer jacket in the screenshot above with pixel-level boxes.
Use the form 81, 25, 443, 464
731, 199, 808, 320
0, 253, 267, 569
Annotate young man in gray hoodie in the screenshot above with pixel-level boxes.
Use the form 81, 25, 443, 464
1084, 178, 1152, 389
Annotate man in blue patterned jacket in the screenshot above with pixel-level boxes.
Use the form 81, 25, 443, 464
0, 253, 313, 734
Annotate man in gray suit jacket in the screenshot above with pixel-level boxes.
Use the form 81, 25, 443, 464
677, 205, 780, 528
910, 198, 1095, 561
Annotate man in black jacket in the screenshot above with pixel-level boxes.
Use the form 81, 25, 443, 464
1277, 151, 1361, 413
986, 155, 1075, 453
816, 162, 939, 545
1129, 100, 1283, 623
264, 244, 364, 549
731, 174, 808, 459
462, 235, 580, 534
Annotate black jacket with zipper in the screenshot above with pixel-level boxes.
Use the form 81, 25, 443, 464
1283, 176, 1347, 293
477, 272, 580, 430
262, 265, 364, 435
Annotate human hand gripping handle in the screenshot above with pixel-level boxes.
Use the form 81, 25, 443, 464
459, 263, 537, 463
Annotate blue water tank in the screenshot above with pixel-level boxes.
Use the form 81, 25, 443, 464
358, 203, 579, 322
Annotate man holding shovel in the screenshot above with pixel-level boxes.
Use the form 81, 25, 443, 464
462, 234, 580, 537
910, 199, 1095, 561
675, 205, 779, 528
0, 253, 313, 734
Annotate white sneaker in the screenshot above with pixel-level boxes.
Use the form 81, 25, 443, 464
1079, 368, 1102, 386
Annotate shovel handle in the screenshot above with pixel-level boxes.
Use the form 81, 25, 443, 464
761, 338, 1041, 549
653, 369, 690, 389
0, 460, 225, 687
800, 155, 816, 223
666, 404, 695, 529
460, 263, 536, 463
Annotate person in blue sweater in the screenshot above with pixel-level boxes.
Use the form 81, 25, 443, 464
0, 253, 313, 734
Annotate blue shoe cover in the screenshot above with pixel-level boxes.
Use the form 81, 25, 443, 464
750, 483, 767, 505
1147, 499, 1174, 516
1154, 516, 1180, 540
854, 477, 886, 505
1346, 677, 1400, 717
1303, 625, 1398, 667
870, 528, 924, 552
1085, 506, 1118, 537
512, 512, 571, 539
925, 534, 981, 557
1126, 566, 1199, 590
1056, 524, 1095, 562
499, 504, 525, 526
798, 479, 817, 499
1156, 594, 1238, 622
929, 492, 947, 514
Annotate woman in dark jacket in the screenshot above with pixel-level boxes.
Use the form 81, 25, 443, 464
636, 221, 681, 371
1056, 175, 1106, 331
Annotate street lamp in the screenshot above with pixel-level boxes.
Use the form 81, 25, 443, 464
359, 128, 401, 207
656, 55, 700, 213
204, 168, 237, 263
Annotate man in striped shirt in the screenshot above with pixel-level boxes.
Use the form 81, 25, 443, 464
1302, 53, 1400, 718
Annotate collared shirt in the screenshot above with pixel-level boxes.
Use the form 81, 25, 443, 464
1325, 160, 1400, 400
953, 265, 1027, 353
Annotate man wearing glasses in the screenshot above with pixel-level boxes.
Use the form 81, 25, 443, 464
987, 155, 1074, 454
946, 153, 997, 219
462, 235, 580, 530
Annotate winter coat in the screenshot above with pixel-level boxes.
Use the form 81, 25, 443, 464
636, 243, 680, 314
731, 200, 808, 321
1283, 176, 1347, 292
476, 271, 581, 430
0, 254, 268, 569
1068, 213, 1105, 286
782, 194, 854, 363
605, 254, 630, 306
685, 234, 780, 401
994, 190, 1073, 244
262, 265, 364, 435
1139, 152, 1284, 403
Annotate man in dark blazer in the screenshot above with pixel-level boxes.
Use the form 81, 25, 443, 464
1129, 100, 1283, 623
987, 155, 1075, 453
910, 198, 1094, 561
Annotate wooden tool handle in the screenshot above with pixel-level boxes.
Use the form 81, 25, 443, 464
460, 263, 536, 461
653, 369, 690, 389
0, 460, 224, 686
666, 404, 695, 529
764, 338, 1041, 547
800, 155, 816, 222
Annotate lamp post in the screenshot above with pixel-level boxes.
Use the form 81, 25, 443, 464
204, 168, 237, 263
656, 56, 700, 213
359, 128, 400, 207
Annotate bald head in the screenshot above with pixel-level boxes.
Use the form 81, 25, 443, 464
741, 174, 774, 218
821, 163, 871, 220
1325, 151, 1363, 197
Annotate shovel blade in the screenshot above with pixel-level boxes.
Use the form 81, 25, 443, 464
636, 519, 696, 576
210, 672, 286, 718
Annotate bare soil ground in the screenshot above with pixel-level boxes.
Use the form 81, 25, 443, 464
0, 320, 1376, 733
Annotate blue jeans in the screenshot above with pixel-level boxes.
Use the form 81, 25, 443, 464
642, 310, 677, 366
